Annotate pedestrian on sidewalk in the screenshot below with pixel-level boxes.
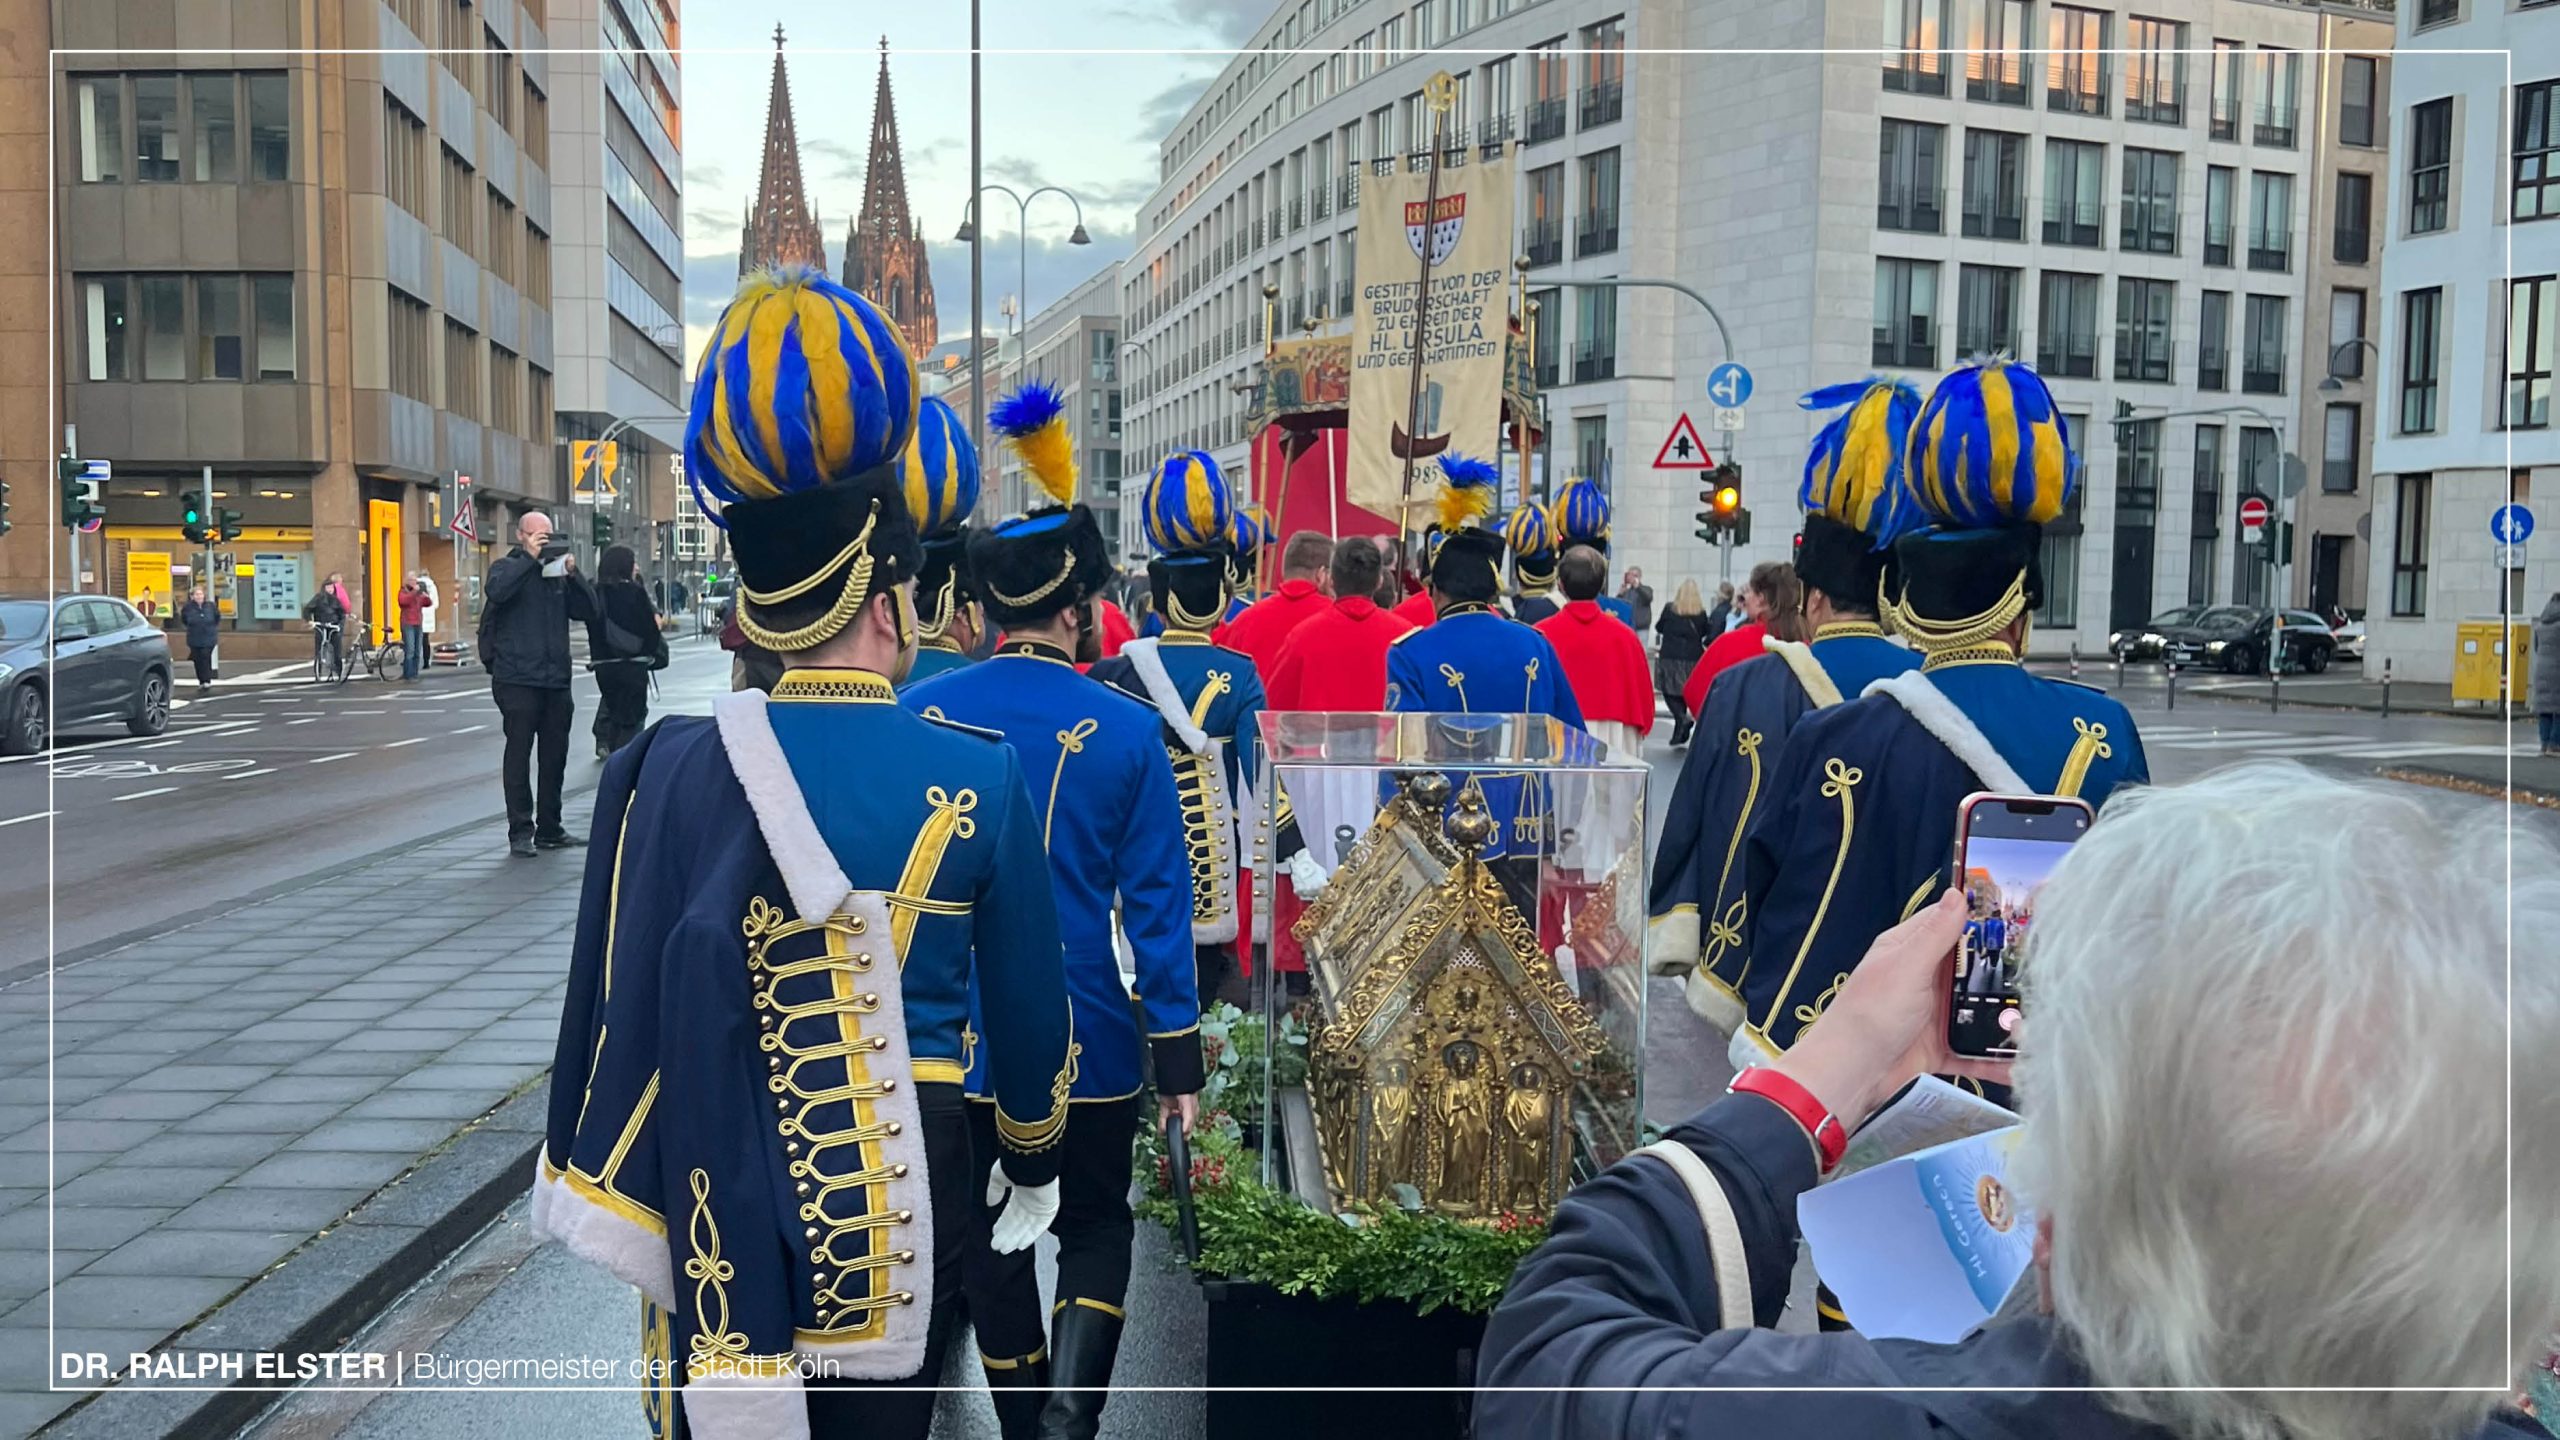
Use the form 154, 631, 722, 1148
2536, 591, 2560, 755
416, 570, 440, 666
480, 510, 597, 857
1683, 561, 1807, 718
396, 576, 430, 680
1617, 564, 1655, 636
585, 544, 666, 757
179, 585, 220, 696
1706, 580, 1736, 635
1653, 579, 1713, 747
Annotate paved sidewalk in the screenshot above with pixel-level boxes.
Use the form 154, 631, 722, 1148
0, 808, 591, 1438
2026, 658, 2524, 720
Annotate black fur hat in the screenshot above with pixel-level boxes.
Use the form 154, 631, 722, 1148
914, 529, 977, 635
725, 463, 922, 650
1888, 523, 2048, 624
1149, 547, 1234, 631
1794, 512, 1894, 613
966, 505, 1111, 628
1429, 528, 1507, 606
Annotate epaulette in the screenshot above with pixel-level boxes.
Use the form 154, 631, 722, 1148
919, 709, 1005, 743
1389, 624, 1427, 645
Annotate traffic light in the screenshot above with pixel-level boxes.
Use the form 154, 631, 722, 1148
57, 455, 99, 529
0, 478, 11, 537
591, 510, 612, 547
216, 508, 245, 543
181, 501, 208, 546
1693, 461, 1747, 544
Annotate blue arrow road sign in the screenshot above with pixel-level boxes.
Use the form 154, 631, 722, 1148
2491, 503, 2535, 544
80, 460, 111, 482
1706, 362, 1754, 409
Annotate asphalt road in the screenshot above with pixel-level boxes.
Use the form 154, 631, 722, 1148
0, 637, 734, 976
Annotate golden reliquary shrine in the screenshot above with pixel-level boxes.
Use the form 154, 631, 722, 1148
1262, 713, 1648, 1224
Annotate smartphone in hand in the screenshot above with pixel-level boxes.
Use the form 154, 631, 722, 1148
1945, 793, 2093, 1060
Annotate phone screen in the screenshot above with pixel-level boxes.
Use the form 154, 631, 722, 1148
1947, 796, 2091, 1059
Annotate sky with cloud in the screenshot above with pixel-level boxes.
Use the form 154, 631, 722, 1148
678, 0, 1273, 363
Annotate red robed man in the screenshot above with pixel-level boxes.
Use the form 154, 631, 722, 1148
1535, 545, 1656, 758
1218, 530, 1337, 674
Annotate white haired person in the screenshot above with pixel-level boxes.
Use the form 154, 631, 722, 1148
1477, 763, 2559, 1440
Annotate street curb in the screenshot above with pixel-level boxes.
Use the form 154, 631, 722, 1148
33, 1079, 551, 1440
2373, 763, 2560, 810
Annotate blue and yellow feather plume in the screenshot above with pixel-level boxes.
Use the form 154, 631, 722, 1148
1504, 500, 1554, 560
1907, 358, 2078, 529
1798, 377, 1926, 546
1231, 503, 1267, 554
1550, 476, 1611, 549
1142, 449, 1233, 554
1435, 452, 1499, 532
990, 379, 1078, 507
899, 395, 980, 537
683, 265, 920, 517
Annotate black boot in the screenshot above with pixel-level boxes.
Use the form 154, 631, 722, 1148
983, 1350, 1050, 1440
1035, 1303, 1123, 1440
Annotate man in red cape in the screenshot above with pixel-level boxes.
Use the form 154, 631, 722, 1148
1535, 545, 1655, 758
1218, 530, 1335, 673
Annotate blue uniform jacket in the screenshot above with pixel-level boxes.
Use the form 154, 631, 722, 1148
1733, 658, 2146, 1061
904, 639, 1207, 1100
1089, 634, 1270, 945
898, 641, 972, 689
1088, 631, 1268, 796
1385, 606, 1585, 861
537, 680, 1073, 1404
1648, 625, 1918, 1026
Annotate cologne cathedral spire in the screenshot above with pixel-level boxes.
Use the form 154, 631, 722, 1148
842, 38, 939, 352
739, 25, 828, 277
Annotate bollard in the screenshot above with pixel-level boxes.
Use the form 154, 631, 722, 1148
2167, 661, 2178, 711
2070, 643, 2081, 684
2269, 645, 2282, 715
2381, 657, 2392, 720
2115, 649, 2125, 689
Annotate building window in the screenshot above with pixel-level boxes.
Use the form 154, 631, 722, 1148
1573, 287, 1617, 382
1956, 264, 2022, 357
384, 99, 426, 217
1882, 0, 1948, 96
2390, 473, 2429, 616
2241, 295, 2288, 395
2323, 404, 2361, 493
2247, 171, 2294, 273
2334, 172, 2373, 263
2046, 6, 2108, 116
2329, 288, 2367, 379
387, 289, 433, 403
1960, 129, 2026, 241
2341, 56, 2378, 148
1873, 259, 1940, 369
2399, 287, 2442, 433
1526, 41, 1567, 143
522, 80, 549, 169
247, 74, 288, 181
137, 275, 185, 380
485, 188, 517, 287
528, 365, 553, 445
1530, 286, 1559, 388
483, 31, 514, 134
133, 75, 179, 181
1579, 17, 1624, 126
2124, 17, 2185, 125
2237, 428, 2279, 605
2209, 39, 2243, 142
2120, 148, 2178, 254
1576, 148, 1620, 255
441, 147, 476, 255
2037, 478, 2084, 628
73, 78, 122, 183
1524, 163, 1563, 265
2507, 274, 2558, 429
78, 278, 128, 380
252, 275, 295, 380
488, 344, 522, 436
1878, 121, 1945, 234
188, 74, 236, 183
2042, 139, 2104, 247
2115, 277, 2174, 383
2254, 47, 2301, 148
2409, 98, 2452, 234
2201, 165, 2235, 268
443, 320, 480, 421
1574, 416, 1609, 482
2119, 418, 2162, 510
1966, 0, 2030, 105
524, 225, 551, 308
2417, 0, 2459, 29
2516, 80, 2560, 221
2198, 289, 2231, 391
2191, 423, 2224, 604
2037, 270, 2099, 378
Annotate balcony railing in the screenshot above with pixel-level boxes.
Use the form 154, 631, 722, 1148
1883, 53, 1949, 96
1957, 324, 2022, 358
2204, 221, 2234, 267
1878, 185, 1945, 235
1534, 356, 1560, 390
1336, 280, 1353, 314
2242, 360, 2284, 395
1339, 170, 1359, 208
2038, 330, 2098, 379
2114, 335, 2173, 383
1525, 97, 1567, 144
2247, 235, 2292, 273
1576, 216, 1620, 257
1967, 55, 2030, 106
1872, 320, 1938, 370
2042, 196, 2104, 248
1572, 344, 1617, 383
1311, 186, 1330, 221
2126, 79, 2185, 126
2210, 103, 2238, 142
1288, 198, 1305, 231
2119, 202, 2178, 254
2253, 102, 2298, 149
1479, 114, 1516, 147
1523, 219, 1563, 267
1578, 79, 1624, 128
1962, 197, 2026, 241
2048, 71, 2107, 117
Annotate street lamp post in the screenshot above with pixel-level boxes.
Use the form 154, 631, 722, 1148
2316, 337, 2383, 394
957, 185, 1090, 515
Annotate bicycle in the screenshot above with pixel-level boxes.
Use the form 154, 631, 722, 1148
311, 621, 348, 685
353, 620, 405, 683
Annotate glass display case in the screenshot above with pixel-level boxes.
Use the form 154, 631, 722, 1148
1248, 710, 1649, 1220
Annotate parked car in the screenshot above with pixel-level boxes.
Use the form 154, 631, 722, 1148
2159, 605, 2337, 675
0, 594, 175, 755
2326, 608, 2367, 662
2108, 604, 2208, 661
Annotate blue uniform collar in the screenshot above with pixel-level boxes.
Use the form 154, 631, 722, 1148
1812, 620, 1887, 642
995, 638, 1076, 666
770, 667, 900, 704
1919, 641, 2022, 673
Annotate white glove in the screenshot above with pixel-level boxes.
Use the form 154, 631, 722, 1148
985, 1171, 1060, 1255
1287, 848, 1330, 899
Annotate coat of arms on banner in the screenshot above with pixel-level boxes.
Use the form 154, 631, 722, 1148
1405, 193, 1467, 266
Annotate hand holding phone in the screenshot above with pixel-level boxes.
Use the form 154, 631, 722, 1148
1945, 793, 2093, 1060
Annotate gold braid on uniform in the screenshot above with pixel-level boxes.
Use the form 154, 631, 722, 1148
1880, 573, 2027, 655
738, 503, 881, 652
917, 568, 960, 643
985, 551, 1076, 610
1165, 584, 1227, 631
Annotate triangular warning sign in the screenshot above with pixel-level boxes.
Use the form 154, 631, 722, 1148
1652, 413, 1714, 470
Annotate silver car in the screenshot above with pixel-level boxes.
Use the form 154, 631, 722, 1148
0, 594, 175, 755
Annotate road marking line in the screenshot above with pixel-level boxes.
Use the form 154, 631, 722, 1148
137, 740, 181, 750
221, 768, 277, 781
451, 724, 489, 735
381, 737, 429, 749
0, 810, 55, 828
402, 708, 447, 715
288, 717, 320, 726
311, 752, 359, 764
339, 709, 386, 715
113, 786, 179, 802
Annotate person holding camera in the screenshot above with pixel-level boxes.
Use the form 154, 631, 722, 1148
480, 510, 597, 857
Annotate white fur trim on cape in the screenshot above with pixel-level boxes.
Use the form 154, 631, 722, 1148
1763, 636, 1844, 709
1728, 1021, 1784, 1074
683, 1368, 811, 1440
714, 690, 853, 925
528, 1159, 675, 1309
1684, 966, 1749, 1038
1862, 671, 2031, 794
1119, 638, 1214, 754
1647, 907, 1701, 978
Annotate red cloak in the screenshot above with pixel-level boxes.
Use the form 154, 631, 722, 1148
1536, 599, 1656, 735
1216, 578, 1332, 678
1266, 596, 1416, 711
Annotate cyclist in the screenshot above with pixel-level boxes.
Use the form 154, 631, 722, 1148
303, 574, 349, 681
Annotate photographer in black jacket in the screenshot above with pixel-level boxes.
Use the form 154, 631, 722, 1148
480, 510, 597, 857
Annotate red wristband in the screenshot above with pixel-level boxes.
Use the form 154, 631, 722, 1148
1730, 1066, 1847, 1175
